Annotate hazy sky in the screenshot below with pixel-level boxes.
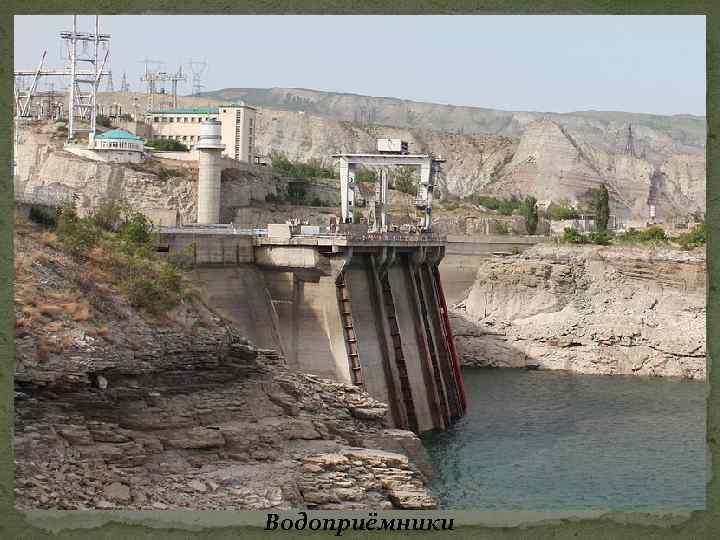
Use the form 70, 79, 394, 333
14, 15, 706, 116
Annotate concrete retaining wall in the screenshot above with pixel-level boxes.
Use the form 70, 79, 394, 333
174, 240, 464, 435
188, 265, 282, 351
163, 234, 255, 265
345, 260, 391, 406
264, 271, 351, 383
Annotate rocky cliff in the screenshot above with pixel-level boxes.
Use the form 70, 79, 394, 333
94, 90, 705, 220
13, 121, 304, 225
451, 244, 705, 379
197, 88, 705, 219
14, 217, 435, 511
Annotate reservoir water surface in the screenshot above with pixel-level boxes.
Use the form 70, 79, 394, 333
422, 368, 706, 511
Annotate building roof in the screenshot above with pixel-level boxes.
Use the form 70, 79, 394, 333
95, 128, 144, 141
147, 104, 255, 114
148, 107, 218, 114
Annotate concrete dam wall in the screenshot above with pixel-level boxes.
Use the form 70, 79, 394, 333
168, 233, 466, 434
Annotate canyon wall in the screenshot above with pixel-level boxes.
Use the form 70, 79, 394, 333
13, 122, 290, 225
14, 217, 436, 511
451, 244, 705, 379
95, 91, 705, 221
195, 88, 706, 219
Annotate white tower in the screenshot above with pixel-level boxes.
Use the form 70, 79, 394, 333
196, 119, 225, 224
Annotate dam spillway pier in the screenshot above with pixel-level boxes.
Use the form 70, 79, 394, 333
157, 224, 467, 434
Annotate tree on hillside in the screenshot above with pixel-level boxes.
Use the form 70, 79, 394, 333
392, 166, 418, 195
593, 184, 610, 231
520, 195, 538, 235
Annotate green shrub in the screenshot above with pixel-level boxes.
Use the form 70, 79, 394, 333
640, 225, 667, 242
119, 211, 153, 248
545, 201, 579, 221
615, 225, 668, 244
495, 221, 511, 235
146, 139, 189, 151
53, 199, 186, 312
124, 275, 166, 309
286, 182, 307, 205
57, 202, 99, 258
588, 230, 614, 245
355, 166, 377, 184
28, 206, 58, 229
392, 166, 418, 195
90, 200, 127, 232
309, 196, 324, 207
676, 222, 705, 249
563, 227, 588, 244
157, 167, 181, 180
270, 153, 336, 179
118, 251, 183, 310
470, 194, 522, 215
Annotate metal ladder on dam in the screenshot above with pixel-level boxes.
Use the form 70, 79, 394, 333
336, 273, 364, 388
380, 275, 419, 433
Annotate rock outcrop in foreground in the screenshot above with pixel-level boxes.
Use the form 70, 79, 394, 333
14, 217, 434, 511
452, 244, 705, 379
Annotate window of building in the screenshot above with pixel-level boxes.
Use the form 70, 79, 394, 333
169, 117, 174, 123
154, 117, 159, 122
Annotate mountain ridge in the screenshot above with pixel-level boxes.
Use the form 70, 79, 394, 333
196, 87, 706, 125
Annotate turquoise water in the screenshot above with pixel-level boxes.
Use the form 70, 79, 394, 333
422, 368, 707, 511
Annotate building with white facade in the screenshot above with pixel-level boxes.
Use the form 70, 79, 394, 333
145, 104, 256, 162
90, 128, 145, 163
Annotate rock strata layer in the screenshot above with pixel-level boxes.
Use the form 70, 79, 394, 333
15, 336, 435, 511
14, 218, 434, 511
452, 245, 705, 379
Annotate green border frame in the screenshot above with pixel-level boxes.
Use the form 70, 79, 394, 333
1, 3, 715, 538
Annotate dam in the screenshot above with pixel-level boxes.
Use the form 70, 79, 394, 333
157, 224, 466, 434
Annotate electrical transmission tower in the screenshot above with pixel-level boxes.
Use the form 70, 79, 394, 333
104, 68, 115, 92
61, 15, 111, 141
120, 71, 130, 92
14, 52, 47, 118
624, 124, 636, 158
140, 58, 164, 111
14, 15, 110, 141
140, 60, 186, 110
186, 58, 208, 95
